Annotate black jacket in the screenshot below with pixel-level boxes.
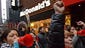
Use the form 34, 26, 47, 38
38, 33, 47, 48
48, 14, 65, 48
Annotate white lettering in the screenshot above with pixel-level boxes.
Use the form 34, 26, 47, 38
45, 0, 51, 6
11, 0, 15, 6
40, 1, 45, 9
24, 9, 29, 14
20, 0, 51, 16
31, 7, 35, 13
38, 3, 41, 10
27, 0, 51, 13
35, 5, 39, 11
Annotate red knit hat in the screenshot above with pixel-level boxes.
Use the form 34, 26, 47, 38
18, 34, 34, 47
77, 29, 85, 36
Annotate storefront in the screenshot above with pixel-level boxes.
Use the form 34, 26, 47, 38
20, 0, 56, 34
20, 0, 85, 34
63, 0, 85, 29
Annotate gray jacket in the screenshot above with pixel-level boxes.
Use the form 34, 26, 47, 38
73, 35, 85, 48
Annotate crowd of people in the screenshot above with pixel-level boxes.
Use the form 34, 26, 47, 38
0, 21, 85, 48
0, 0, 85, 48
65, 21, 85, 48
0, 23, 49, 48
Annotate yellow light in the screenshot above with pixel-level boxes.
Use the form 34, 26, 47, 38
65, 15, 71, 25
41, 23, 44, 26
31, 23, 34, 27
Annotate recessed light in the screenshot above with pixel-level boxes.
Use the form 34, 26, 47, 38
78, 4, 81, 7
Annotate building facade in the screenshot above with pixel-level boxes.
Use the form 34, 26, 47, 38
0, 0, 2, 24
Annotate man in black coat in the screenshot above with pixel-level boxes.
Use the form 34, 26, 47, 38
48, 0, 65, 48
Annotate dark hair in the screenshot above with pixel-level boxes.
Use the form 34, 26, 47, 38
1, 28, 18, 42
31, 29, 35, 33
19, 24, 26, 30
17, 23, 28, 33
38, 27, 44, 33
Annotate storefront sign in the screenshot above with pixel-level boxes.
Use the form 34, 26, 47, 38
24, 0, 51, 14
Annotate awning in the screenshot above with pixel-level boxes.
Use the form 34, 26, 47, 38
62, 0, 85, 7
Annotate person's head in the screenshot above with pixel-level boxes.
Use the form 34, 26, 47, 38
19, 24, 27, 31
17, 23, 28, 36
17, 22, 28, 32
70, 26, 77, 35
38, 27, 45, 33
31, 29, 35, 33
1, 28, 18, 45
64, 30, 73, 48
45, 27, 49, 32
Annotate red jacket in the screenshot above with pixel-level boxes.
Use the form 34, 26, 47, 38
77, 29, 85, 36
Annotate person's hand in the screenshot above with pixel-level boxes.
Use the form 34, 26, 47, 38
53, 0, 65, 13
77, 21, 85, 26
13, 37, 19, 42
30, 33, 36, 38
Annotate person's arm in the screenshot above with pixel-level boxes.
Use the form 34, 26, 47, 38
48, 1, 65, 48
77, 21, 85, 29
82, 23, 85, 29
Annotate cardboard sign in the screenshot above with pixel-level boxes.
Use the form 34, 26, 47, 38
62, 0, 85, 6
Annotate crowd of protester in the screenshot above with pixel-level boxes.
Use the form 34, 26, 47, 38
0, 26, 49, 48
0, 0, 85, 48
0, 21, 85, 48
64, 21, 85, 48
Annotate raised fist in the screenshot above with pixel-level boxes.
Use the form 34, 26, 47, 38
53, 0, 65, 13
77, 21, 85, 26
